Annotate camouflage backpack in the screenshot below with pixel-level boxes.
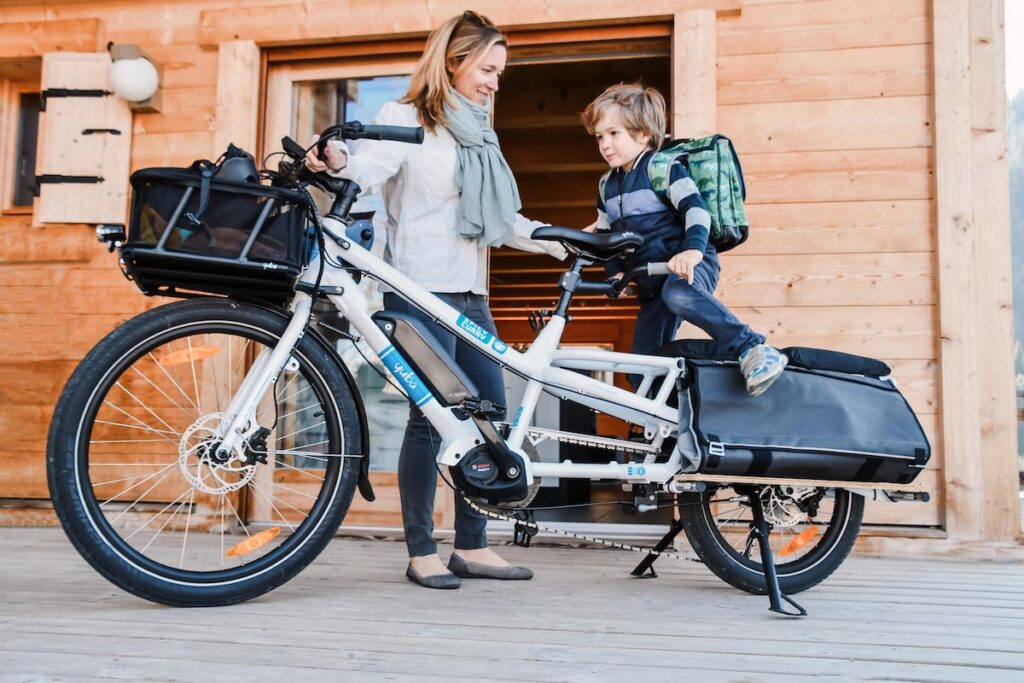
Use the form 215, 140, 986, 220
646, 135, 749, 252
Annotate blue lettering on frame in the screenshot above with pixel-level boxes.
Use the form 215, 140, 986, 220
512, 406, 524, 427
456, 314, 508, 355
379, 345, 433, 407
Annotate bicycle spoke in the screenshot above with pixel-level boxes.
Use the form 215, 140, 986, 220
186, 338, 203, 414
99, 399, 180, 446
274, 420, 327, 442
179, 485, 197, 569
98, 462, 177, 510
130, 363, 197, 423
111, 381, 182, 438
270, 458, 326, 481
146, 350, 201, 413
247, 484, 301, 531
94, 419, 177, 437
125, 486, 193, 544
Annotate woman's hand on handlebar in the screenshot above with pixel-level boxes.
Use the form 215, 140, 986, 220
304, 138, 349, 173
668, 249, 704, 285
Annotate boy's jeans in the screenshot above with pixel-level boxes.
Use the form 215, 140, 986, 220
631, 245, 764, 387
383, 292, 504, 557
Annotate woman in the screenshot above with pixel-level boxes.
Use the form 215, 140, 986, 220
306, 10, 565, 589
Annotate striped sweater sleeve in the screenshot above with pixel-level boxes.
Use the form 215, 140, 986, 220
668, 160, 711, 253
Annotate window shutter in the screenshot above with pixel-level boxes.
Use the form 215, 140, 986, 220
34, 51, 132, 225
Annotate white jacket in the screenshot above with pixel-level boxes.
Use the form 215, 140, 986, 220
330, 100, 565, 295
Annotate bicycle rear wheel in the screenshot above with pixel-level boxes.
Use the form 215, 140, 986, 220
678, 485, 863, 595
47, 298, 362, 606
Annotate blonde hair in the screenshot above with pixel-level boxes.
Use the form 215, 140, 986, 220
403, 10, 507, 132
581, 83, 667, 150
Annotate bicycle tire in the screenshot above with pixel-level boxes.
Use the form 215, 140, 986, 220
678, 485, 863, 595
47, 298, 362, 607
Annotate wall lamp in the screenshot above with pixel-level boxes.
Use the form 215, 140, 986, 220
108, 42, 162, 113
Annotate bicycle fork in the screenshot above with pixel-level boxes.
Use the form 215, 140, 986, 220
215, 294, 315, 463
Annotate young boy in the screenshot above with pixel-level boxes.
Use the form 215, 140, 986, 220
580, 83, 786, 396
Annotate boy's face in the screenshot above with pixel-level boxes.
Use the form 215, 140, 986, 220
593, 108, 650, 170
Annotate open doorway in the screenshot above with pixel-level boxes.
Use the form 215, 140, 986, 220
494, 41, 673, 529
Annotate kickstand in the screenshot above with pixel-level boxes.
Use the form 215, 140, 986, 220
745, 487, 807, 617
631, 519, 685, 578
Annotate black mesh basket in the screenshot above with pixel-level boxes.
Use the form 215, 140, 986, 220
120, 166, 313, 304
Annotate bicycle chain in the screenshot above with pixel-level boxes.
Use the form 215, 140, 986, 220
461, 495, 702, 564
459, 419, 700, 563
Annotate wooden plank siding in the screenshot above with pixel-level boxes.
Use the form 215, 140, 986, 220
0, 0, 1015, 541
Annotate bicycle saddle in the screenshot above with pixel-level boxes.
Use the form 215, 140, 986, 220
531, 226, 643, 261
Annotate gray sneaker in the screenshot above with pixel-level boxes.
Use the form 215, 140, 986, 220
738, 344, 788, 397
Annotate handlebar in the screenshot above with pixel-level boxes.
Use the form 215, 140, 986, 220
275, 121, 423, 196
313, 121, 424, 158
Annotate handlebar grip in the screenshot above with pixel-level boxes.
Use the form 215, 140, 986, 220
359, 125, 425, 144
282, 136, 307, 160
647, 262, 671, 276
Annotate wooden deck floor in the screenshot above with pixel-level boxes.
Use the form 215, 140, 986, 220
1, 528, 1022, 682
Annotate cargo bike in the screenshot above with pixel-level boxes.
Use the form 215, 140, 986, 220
46, 123, 931, 616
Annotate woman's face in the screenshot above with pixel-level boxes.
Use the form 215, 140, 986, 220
450, 43, 507, 106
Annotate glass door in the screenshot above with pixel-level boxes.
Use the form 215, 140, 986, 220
262, 57, 452, 531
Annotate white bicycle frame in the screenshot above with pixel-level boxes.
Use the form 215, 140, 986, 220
217, 212, 687, 488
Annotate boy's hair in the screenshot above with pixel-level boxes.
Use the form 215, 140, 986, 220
581, 83, 667, 150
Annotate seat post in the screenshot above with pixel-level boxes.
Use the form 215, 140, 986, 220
553, 257, 589, 319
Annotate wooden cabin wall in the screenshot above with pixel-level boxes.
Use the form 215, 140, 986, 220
0, 0, 281, 501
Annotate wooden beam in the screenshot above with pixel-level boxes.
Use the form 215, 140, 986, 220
214, 40, 260, 156
198, 0, 741, 48
671, 8, 716, 137
0, 18, 105, 59
932, 0, 982, 540
968, 0, 1021, 541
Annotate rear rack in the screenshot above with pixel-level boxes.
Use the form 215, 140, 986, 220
673, 472, 930, 501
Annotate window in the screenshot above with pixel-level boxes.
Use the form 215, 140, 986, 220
1, 82, 40, 213
12, 92, 39, 207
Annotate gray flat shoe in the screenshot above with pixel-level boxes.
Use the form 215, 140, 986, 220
406, 563, 461, 589
448, 554, 533, 580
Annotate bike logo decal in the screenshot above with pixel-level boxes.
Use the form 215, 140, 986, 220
626, 465, 647, 477
456, 314, 507, 355
379, 345, 433, 407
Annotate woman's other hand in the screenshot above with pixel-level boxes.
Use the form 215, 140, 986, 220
304, 138, 349, 173
581, 220, 599, 233
668, 249, 704, 285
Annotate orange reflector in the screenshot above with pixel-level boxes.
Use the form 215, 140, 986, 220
226, 527, 281, 558
779, 525, 820, 558
159, 346, 220, 366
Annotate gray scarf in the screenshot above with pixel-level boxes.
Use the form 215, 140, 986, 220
444, 91, 521, 247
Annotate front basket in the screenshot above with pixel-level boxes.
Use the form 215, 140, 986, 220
119, 166, 313, 304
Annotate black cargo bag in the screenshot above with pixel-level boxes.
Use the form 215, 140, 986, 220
120, 164, 313, 304
676, 358, 930, 485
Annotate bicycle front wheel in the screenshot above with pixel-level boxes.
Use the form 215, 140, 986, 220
47, 298, 362, 606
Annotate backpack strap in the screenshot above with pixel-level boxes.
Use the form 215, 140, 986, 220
647, 148, 686, 208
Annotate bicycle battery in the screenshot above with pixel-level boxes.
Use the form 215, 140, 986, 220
372, 310, 478, 406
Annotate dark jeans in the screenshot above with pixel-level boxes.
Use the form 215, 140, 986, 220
382, 291, 506, 557
631, 246, 764, 387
